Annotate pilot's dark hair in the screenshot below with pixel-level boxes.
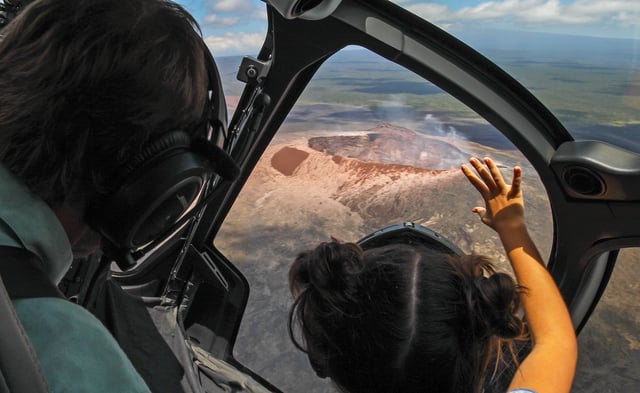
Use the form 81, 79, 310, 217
288, 241, 525, 393
0, 0, 209, 207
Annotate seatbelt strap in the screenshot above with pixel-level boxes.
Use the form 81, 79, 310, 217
0, 274, 50, 392
0, 246, 62, 298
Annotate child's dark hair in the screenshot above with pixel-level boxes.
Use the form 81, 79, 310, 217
288, 241, 525, 393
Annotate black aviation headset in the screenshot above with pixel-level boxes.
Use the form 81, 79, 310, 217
87, 42, 239, 268
357, 221, 463, 255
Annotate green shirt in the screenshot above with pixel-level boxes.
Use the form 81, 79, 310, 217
0, 165, 72, 284
0, 165, 151, 393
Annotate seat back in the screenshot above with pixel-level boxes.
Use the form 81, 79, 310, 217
0, 274, 49, 393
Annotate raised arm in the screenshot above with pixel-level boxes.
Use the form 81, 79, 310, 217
461, 157, 577, 393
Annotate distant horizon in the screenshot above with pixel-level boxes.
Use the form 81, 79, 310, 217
211, 26, 640, 59
175, 0, 640, 56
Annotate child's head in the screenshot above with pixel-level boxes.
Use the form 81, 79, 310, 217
289, 241, 524, 393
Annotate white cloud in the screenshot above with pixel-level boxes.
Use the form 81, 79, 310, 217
211, 0, 255, 13
206, 0, 266, 25
405, 0, 640, 28
251, 7, 269, 21
613, 11, 640, 27
204, 13, 240, 27
405, 3, 452, 22
514, 0, 594, 23
205, 32, 265, 55
567, 0, 640, 26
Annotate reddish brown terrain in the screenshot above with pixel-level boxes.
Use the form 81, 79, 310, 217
215, 123, 564, 392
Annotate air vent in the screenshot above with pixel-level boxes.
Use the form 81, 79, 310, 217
293, 0, 323, 16
268, 0, 342, 20
563, 166, 605, 196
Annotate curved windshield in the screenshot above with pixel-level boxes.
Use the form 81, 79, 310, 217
215, 46, 553, 392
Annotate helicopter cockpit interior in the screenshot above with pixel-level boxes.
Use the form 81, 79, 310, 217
1, 0, 639, 392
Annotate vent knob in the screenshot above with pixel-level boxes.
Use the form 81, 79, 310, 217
563, 167, 605, 196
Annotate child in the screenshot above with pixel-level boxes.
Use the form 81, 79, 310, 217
289, 157, 577, 393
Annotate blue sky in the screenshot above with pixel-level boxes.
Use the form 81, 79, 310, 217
175, 0, 640, 56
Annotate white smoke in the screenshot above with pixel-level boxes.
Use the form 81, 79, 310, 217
422, 113, 470, 169
423, 113, 461, 139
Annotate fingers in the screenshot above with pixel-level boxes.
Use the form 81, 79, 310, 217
461, 163, 490, 197
462, 157, 523, 198
470, 157, 497, 190
461, 157, 500, 197
507, 166, 522, 198
486, 157, 507, 190
472, 206, 486, 218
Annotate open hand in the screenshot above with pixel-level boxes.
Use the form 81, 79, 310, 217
461, 157, 525, 233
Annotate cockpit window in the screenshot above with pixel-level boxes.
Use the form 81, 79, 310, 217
393, 1, 640, 153
183, 0, 638, 391
214, 47, 553, 392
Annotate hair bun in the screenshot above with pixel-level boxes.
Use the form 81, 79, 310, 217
456, 256, 523, 340
475, 273, 523, 339
289, 241, 364, 312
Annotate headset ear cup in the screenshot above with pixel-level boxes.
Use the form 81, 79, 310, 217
90, 131, 209, 250
120, 131, 192, 178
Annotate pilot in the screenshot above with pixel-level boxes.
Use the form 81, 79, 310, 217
288, 157, 577, 393
0, 0, 227, 391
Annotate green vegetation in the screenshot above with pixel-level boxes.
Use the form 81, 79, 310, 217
502, 61, 640, 128
291, 49, 640, 131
